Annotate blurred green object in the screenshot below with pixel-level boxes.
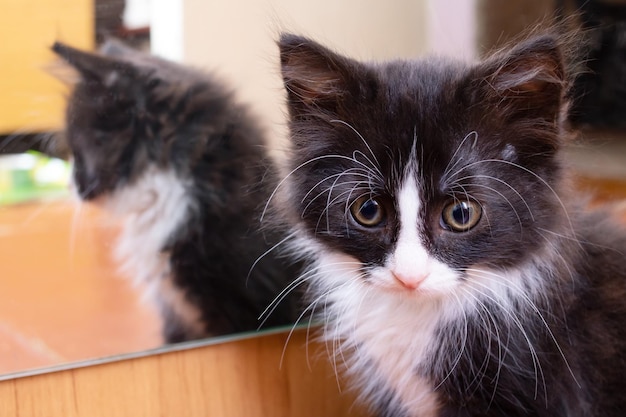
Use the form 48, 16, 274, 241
0, 151, 70, 205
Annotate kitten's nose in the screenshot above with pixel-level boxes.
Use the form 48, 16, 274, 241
392, 272, 426, 290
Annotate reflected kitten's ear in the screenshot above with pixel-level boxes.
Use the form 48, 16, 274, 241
52, 42, 136, 87
278, 33, 363, 116
479, 33, 567, 121
98, 39, 137, 58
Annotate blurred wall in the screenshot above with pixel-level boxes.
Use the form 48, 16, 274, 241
152, 1, 430, 149
148, 1, 561, 148
476, 0, 553, 55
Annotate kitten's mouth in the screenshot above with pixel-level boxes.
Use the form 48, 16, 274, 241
372, 277, 432, 296
378, 283, 441, 299
368, 271, 456, 298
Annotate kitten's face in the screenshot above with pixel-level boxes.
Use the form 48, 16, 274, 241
53, 41, 224, 201
64, 63, 146, 200
279, 34, 568, 297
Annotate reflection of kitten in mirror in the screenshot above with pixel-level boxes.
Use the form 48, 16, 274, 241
277, 32, 626, 416
53, 41, 301, 343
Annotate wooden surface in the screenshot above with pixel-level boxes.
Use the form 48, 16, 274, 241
0, 176, 623, 415
0, 199, 161, 374
0, 0, 93, 133
0, 328, 370, 417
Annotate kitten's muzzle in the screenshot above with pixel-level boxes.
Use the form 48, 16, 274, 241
392, 271, 426, 290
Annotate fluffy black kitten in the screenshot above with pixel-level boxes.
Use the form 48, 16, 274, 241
53, 41, 301, 343
277, 32, 626, 417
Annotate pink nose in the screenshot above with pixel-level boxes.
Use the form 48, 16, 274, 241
392, 272, 426, 290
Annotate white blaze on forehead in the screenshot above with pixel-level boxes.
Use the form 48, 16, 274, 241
389, 169, 460, 293
391, 171, 432, 280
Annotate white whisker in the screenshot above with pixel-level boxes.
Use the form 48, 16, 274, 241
442, 131, 478, 180
454, 173, 535, 222
247, 231, 297, 285
434, 291, 471, 390
329, 119, 382, 173
448, 159, 578, 247
262, 153, 384, 222
279, 273, 358, 370
68, 199, 85, 268
462, 278, 546, 402
458, 288, 501, 400
466, 267, 581, 392
300, 169, 374, 207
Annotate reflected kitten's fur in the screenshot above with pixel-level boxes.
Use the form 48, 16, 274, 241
278, 32, 626, 416
54, 41, 301, 343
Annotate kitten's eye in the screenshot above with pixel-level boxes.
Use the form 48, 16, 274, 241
351, 196, 385, 227
441, 200, 481, 232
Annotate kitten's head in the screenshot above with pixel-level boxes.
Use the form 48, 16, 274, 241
279, 33, 572, 297
53, 41, 232, 201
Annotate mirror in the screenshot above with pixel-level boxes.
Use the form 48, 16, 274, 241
1, 0, 625, 378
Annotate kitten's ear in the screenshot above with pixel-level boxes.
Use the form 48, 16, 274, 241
279, 34, 360, 115
52, 42, 136, 86
98, 39, 136, 58
480, 33, 567, 121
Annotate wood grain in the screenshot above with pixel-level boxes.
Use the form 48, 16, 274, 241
0, 329, 371, 417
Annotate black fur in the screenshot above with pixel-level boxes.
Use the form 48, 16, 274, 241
54, 41, 302, 342
278, 32, 626, 417
280, 33, 565, 277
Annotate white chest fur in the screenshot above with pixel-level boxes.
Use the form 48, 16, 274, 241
101, 166, 205, 337
313, 250, 554, 417
314, 251, 449, 417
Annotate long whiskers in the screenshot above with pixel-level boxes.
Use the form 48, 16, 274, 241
278, 266, 362, 372
259, 260, 361, 327
258, 267, 315, 328
246, 230, 297, 285
329, 275, 371, 378
434, 291, 471, 390
329, 119, 382, 173
538, 227, 625, 256
316, 180, 372, 234
261, 153, 383, 222
465, 267, 580, 390
457, 287, 508, 406
18, 198, 58, 228
68, 199, 85, 268
453, 173, 535, 222
449, 159, 579, 247
442, 131, 479, 180
462, 277, 547, 404
300, 169, 373, 208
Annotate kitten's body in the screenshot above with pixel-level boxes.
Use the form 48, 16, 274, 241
54, 41, 301, 342
277, 32, 626, 416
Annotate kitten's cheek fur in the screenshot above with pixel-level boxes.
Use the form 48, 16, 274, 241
313, 247, 463, 296
314, 251, 364, 288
